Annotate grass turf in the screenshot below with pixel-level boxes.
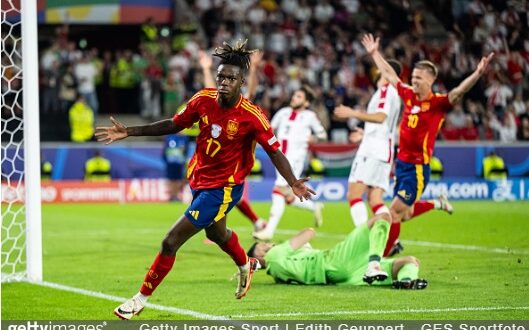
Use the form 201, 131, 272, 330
2, 201, 529, 320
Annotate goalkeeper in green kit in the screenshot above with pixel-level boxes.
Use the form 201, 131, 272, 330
248, 213, 427, 289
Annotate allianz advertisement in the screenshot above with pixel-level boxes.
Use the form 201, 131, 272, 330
247, 178, 529, 202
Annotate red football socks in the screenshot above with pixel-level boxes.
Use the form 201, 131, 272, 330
140, 253, 175, 296
411, 201, 435, 218
237, 199, 259, 222
219, 230, 247, 266
383, 221, 401, 257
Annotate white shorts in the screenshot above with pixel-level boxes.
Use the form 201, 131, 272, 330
348, 155, 392, 192
274, 157, 305, 187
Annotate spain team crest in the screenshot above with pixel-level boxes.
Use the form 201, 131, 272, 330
226, 120, 239, 139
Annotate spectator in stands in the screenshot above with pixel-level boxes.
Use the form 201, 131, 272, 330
84, 150, 111, 182
447, 103, 467, 129
74, 52, 99, 116
518, 117, 529, 141
461, 115, 479, 140
485, 78, 514, 119
41, 61, 61, 114
69, 95, 94, 143
59, 64, 78, 113
489, 111, 517, 143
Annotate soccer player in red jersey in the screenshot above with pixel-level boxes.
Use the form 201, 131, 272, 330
361, 33, 494, 262
96, 41, 315, 320
199, 49, 268, 232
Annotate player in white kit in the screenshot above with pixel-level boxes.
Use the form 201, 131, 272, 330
253, 86, 327, 241
334, 60, 402, 227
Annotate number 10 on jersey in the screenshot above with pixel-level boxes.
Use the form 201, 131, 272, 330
407, 114, 419, 128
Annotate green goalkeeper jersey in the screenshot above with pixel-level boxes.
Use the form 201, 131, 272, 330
264, 241, 327, 284
264, 225, 394, 285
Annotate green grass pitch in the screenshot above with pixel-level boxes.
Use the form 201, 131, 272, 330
2, 201, 529, 320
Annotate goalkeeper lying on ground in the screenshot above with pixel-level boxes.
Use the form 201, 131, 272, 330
248, 215, 427, 289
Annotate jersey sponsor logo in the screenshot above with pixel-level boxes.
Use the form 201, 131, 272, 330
226, 120, 239, 139
411, 105, 421, 114
268, 136, 278, 146
398, 189, 411, 200
211, 124, 222, 138
189, 210, 200, 220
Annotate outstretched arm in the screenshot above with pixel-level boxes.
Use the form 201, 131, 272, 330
266, 149, 315, 201
361, 34, 401, 87
448, 53, 494, 104
334, 105, 387, 123
95, 116, 181, 144
289, 228, 316, 250
198, 50, 215, 88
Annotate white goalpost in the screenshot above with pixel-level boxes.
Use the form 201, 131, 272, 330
1, 0, 42, 282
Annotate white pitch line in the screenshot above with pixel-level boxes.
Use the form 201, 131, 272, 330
399, 240, 529, 255
231, 306, 529, 319
26, 282, 529, 320
234, 227, 529, 255
36, 281, 229, 320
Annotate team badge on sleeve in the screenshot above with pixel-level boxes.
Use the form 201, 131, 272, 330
211, 124, 222, 138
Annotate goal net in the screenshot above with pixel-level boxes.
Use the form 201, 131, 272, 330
1, 0, 42, 283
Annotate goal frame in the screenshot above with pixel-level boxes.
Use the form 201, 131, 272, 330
22, 0, 42, 282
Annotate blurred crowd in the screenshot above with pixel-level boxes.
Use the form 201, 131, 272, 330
12, 0, 529, 141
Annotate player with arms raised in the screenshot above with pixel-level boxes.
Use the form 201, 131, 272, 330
96, 40, 315, 320
361, 33, 494, 258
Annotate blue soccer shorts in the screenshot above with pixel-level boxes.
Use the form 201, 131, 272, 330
184, 184, 244, 229
393, 159, 430, 206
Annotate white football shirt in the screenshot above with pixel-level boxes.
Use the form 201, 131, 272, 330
356, 83, 402, 163
271, 107, 326, 180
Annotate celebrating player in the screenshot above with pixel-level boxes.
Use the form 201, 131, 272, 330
361, 33, 494, 256
96, 40, 315, 320
248, 216, 427, 288
334, 60, 402, 227
253, 86, 327, 241
199, 49, 268, 232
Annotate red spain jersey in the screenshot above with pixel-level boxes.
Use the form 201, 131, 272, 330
396, 82, 452, 164
173, 88, 280, 189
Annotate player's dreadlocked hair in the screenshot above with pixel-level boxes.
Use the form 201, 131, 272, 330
213, 39, 256, 73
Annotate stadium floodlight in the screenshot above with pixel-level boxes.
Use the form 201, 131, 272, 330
1, 0, 42, 283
